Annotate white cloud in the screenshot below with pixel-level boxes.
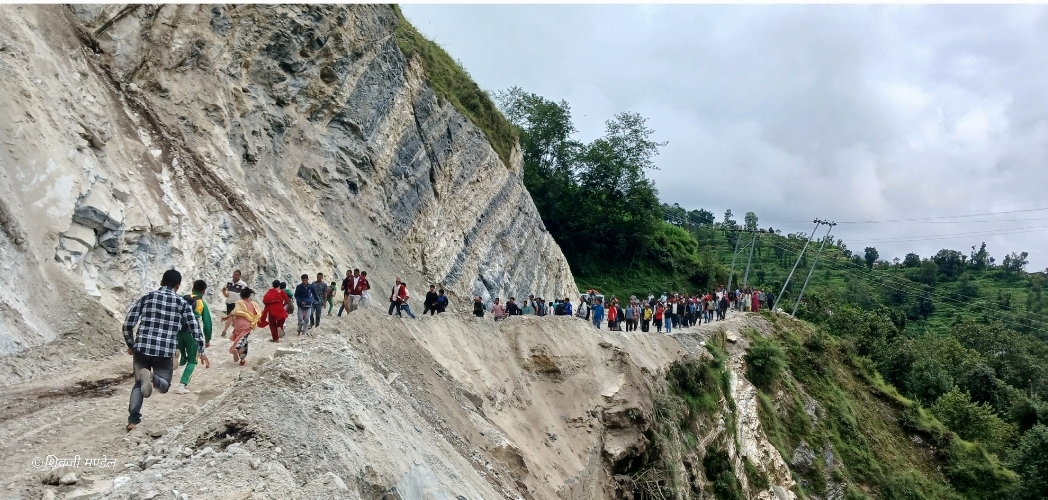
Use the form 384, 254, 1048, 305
401, 4, 1048, 267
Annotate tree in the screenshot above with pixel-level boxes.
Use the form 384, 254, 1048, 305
917, 259, 938, 286
931, 388, 1015, 455
1012, 425, 1048, 499
970, 242, 990, 270
722, 209, 737, 230
903, 252, 921, 268
688, 208, 715, 226
1004, 251, 1030, 275
744, 211, 759, 231
864, 247, 879, 269
933, 249, 966, 278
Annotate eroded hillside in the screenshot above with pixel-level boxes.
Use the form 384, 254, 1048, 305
0, 4, 574, 359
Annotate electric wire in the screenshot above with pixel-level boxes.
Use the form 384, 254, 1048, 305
754, 235, 1048, 334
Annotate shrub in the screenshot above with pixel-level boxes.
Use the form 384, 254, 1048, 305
1012, 425, 1048, 499
745, 337, 786, 391
932, 388, 1016, 455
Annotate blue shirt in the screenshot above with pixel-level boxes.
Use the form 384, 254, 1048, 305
593, 304, 605, 320
294, 283, 317, 307
563, 303, 573, 316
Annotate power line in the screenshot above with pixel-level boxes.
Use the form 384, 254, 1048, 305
840, 225, 1048, 244
838, 206, 1048, 224
763, 206, 1048, 227
758, 236, 1048, 333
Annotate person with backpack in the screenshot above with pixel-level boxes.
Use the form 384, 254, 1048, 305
262, 280, 290, 342
172, 279, 212, 395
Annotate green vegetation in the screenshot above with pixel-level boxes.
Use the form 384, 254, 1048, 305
743, 336, 785, 391
391, 6, 516, 166
757, 315, 1016, 499
466, 53, 1048, 500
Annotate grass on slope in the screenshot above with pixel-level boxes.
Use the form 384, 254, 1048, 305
755, 313, 1017, 499
392, 5, 517, 167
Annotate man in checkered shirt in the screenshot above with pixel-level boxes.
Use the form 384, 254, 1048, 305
123, 269, 209, 431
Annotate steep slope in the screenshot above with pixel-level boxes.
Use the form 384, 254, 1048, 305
0, 4, 574, 356
3, 309, 994, 500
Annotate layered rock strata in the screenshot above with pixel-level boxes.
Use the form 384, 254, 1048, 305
0, 4, 575, 353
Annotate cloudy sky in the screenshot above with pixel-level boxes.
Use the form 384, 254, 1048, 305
401, 5, 1048, 269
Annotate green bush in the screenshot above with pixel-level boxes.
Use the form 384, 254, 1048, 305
931, 388, 1016, 455
702, 449, 744, 500
745, 337, 786, 391
1010, 425, 1048, 499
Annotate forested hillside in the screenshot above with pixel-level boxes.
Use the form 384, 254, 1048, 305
500, 87, 1048, 498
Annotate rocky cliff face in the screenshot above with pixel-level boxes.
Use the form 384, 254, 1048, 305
0, 4, 575, 353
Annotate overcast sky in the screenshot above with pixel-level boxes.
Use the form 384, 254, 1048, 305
401, 5, 1048, 269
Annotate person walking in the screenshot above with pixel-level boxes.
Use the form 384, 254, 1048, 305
220, 270, 247, 337
473, 296, 485, 317
592, 300, 605, 330
294, 274, 317, 335
436, 288, 448, 313
719, 294, 729, 321
337, 270, 353, 317
309, 273, 329, 329
123, 270, 207, 431
262, 280, 290, 342
172, 280, 212, 395
506, 297, 521, 316
491, 298, 506, 321
388, 277, 417, 319
222, 288, 262, 366
423, 285, 439, 315
357, 270, 371, 308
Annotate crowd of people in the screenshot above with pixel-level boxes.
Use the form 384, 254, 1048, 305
121, 265, 772, 430
464, 285, 772, 334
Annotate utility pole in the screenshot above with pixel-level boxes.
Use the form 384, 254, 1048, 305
726, 229, 743, 292
742, 229, 759, 288
792, 221, 836, 316
772, 220, 822, 311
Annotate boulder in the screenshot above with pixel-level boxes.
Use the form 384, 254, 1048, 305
62, 222, 97, 248
72, 188, 124, 231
